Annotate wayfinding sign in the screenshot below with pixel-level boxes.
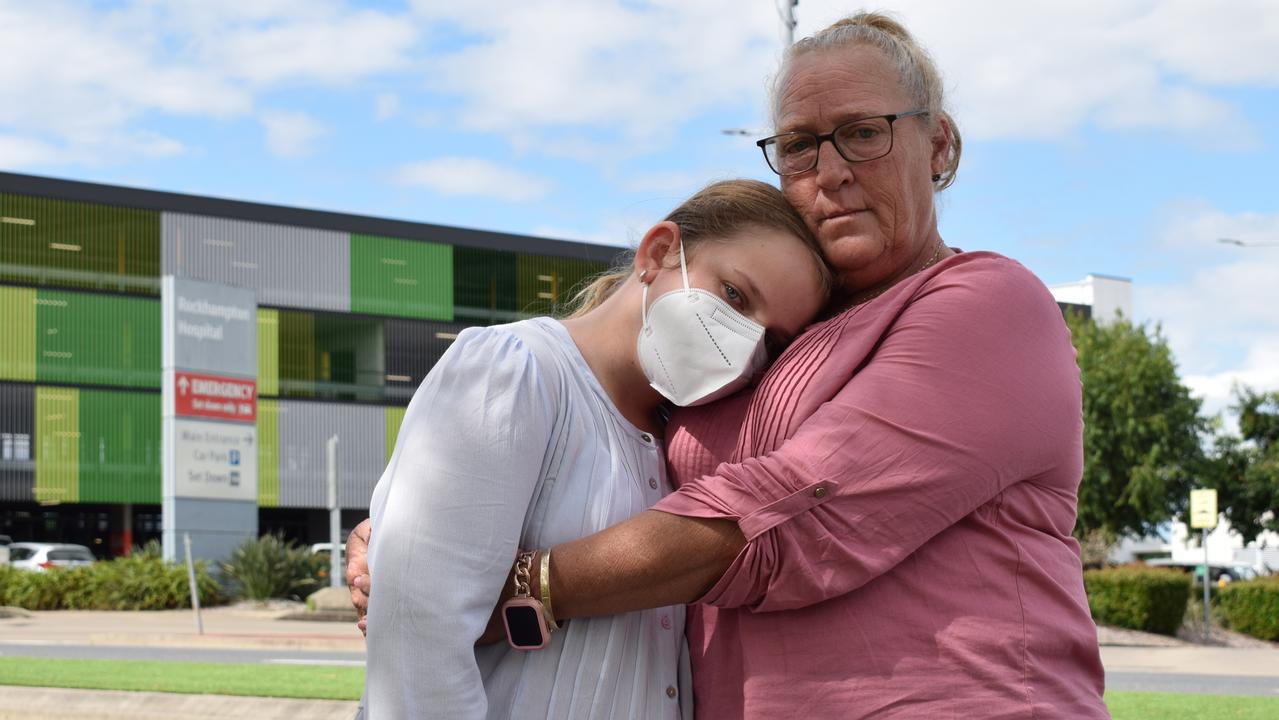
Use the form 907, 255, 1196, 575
162, 276, 258, 563
1190, 488, 1218, 530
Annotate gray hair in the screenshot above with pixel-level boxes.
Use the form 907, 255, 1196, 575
770, 11, 962, 191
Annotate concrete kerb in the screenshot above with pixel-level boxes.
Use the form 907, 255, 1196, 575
0, 609, 364, 720
0, 686, 357, 720
0, 607, 366, 653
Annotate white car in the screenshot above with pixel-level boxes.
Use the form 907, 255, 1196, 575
0, 535, 10, 565
8, 542, 96, 571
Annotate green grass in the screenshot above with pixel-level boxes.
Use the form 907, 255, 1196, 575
1, 657, 1276, 717
1107, 691, 1279, 719
0, 657, 363, 700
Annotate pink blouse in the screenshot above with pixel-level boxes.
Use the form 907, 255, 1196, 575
654, 252, 1108, 719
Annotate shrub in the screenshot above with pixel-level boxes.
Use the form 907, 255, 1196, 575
1216, 576, 1279, 641
0, 553, 219, 610
221, 532, 325, 601
1084, 565, 1191, 635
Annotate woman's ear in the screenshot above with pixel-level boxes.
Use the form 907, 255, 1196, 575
930, 114, 953, 178
634, 221, 681, 283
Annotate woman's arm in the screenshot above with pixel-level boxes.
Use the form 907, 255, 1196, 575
364, 327, 556, 717
539, 257, 1082, 618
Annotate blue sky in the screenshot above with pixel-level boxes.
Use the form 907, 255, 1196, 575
2, 0, 1277, 421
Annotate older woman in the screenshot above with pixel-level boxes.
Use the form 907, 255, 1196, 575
351, 11, 1107, 719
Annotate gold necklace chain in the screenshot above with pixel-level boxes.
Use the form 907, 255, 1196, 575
850, 242, 946, 306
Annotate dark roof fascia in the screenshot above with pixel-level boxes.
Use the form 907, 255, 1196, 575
0, 171, 625, 264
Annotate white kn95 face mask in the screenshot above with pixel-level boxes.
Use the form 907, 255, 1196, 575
636, 240, 768, 407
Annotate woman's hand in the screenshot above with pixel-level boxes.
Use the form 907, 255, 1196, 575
343, 519, 524, 647
345, 518, 373, 635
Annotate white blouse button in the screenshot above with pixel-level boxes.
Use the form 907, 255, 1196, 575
648, 477, 658, 489
640, 432, 653, 443
666, 686, 677, 699
660, 615, 672, 630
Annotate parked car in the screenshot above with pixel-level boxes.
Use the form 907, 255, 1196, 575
309, 542, 347, 560
0, 535, 11, 565
310, 542, 347, 584
8, 542, 96, 571
1144, 558, 1259, 585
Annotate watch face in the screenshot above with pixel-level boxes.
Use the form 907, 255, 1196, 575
502, 600, 548, 650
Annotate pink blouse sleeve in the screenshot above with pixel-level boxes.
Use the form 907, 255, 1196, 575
651, 259, 1083, 612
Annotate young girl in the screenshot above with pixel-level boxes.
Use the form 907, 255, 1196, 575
362, 179, 830, 719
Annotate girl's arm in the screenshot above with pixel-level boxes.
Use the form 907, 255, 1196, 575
365, 327, 556, 717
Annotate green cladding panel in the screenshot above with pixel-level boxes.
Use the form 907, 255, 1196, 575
278, 310, 316, 398
33, 387, 161, 505
77, 389, 160, 504
516, 254, 609, 317
0, 193, 161, 295
35, 386, 79, 504
258, 309, 280, 397
453, 248, 518, 323
385, 405, 407, 463
35, 290, 161, 389
258, 399, 280, 508
0, 286, 37, 381
350, 234, 453, 320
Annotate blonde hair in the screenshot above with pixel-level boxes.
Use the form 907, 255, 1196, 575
771, 11, 962, 191
565, 178, 830, 317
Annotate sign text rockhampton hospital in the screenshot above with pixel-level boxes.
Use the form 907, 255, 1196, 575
161, 276, 259, 563
175, 296, 253, 342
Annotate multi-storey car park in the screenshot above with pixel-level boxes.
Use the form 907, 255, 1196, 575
0, 171, 621, 559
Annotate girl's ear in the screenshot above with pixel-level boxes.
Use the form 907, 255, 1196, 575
634, 221, 681, 283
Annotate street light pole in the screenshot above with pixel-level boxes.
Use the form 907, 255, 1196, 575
781, 1, 798, 47
723, 2, 799, 139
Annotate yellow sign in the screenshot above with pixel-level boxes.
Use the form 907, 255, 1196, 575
1190, 489, 1218, 530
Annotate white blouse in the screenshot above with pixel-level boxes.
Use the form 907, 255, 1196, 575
364, 317, 690, 719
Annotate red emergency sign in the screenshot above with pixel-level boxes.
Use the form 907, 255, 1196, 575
174, 371, 257, 422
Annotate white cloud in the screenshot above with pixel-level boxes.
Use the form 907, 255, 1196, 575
5, 0, 1277, 172
261, 110, 326, 158
751, 0, 1275, 141
410, 0, 780, 149
0, 130, 186, 169
0, 0, 415, 166
1137, 206, 1279, 420
393, 157, 552, 202
0, 134, 65, 168
1184, 342, 1279, 424
207, 11, 417, 86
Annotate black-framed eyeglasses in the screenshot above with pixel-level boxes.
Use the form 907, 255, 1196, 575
756, 109, 929, 176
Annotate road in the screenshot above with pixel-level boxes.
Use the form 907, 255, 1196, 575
0, 641, 364, 667
5, 641, 1279, 697
1106, 670, 1279, 697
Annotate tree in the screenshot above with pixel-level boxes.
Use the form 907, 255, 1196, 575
1206, 387, 1279, 544
1066, 312, 1207, 538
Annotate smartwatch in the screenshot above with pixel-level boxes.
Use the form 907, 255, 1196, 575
502, 551, 550, 650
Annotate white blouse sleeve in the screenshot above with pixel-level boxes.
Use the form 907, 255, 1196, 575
364, 325, 558, 719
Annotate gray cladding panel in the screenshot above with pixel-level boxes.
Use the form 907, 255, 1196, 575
162, 213, 350, 313
276, 400, 384, 509
163, 497, 258, 565
0, 383, 34, 502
